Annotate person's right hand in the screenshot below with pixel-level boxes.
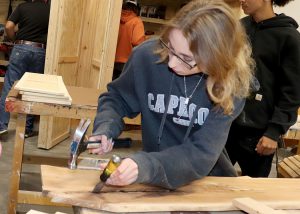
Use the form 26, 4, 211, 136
88, 135, 114, 155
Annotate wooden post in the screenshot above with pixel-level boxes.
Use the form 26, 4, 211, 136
7, 114, 26, 214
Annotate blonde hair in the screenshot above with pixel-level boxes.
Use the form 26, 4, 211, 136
156, 0, 254, 114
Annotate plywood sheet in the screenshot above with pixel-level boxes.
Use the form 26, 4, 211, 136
41, 165, 300, 213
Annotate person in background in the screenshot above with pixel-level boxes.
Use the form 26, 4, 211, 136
88, 0, 254, 189
0, 0, 50, 137
226, 0, 300, 177
112, 0, 145, 80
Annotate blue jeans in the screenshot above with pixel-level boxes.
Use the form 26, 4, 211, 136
0, 44, 46, 131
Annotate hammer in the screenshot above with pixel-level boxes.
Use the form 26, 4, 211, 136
68, 119, 132, 169
68, 119, 100, 169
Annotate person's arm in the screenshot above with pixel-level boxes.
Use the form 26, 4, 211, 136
107, 97, 244, 190
264, 33, 300, 142
128, 99, 244, 189
5, 21, 16, 41
92, 49, 141, 140
131, 19, 145, 47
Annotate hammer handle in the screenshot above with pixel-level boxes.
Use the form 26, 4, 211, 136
86, 138, 132, 149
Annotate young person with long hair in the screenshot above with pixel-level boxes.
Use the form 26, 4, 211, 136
89, 0, 254, 189
226, 0, 300, 177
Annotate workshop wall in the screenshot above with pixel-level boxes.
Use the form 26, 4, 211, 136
274, 1, 300, 32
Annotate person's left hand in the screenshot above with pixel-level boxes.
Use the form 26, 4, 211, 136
88, 135, 113, 155
256, 136, 277, 156
104, 158, 138, 186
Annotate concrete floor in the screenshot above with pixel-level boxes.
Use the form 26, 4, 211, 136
0, 117, 298, 214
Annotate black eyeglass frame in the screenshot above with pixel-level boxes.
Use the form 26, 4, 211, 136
160, 39, 197, 70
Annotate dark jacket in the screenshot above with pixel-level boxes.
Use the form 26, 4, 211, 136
235, 14, 300, 141
93, 39, 245, 189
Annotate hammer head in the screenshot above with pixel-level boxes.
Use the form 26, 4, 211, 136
68, 119, 91, 169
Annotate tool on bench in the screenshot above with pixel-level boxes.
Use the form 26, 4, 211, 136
92, 154, 122, 193
68, 118, 96, 169
68, 118, 132, 170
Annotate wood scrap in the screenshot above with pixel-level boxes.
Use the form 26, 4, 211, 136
278, 155, 300, 178
14, 72, 72, 105
26, 210, 48, 214
233, 197, 287, 214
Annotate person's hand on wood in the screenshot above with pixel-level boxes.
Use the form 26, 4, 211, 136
88, 135, 114, 154
104, 158, 138, 186
256, 136, 277, 156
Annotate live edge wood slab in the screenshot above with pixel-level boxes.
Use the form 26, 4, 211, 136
41, 165, 300, 213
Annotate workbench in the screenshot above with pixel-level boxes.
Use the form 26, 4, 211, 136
41, 165, 300, 214
6, 85, 300, 214
6, 86, 102, 214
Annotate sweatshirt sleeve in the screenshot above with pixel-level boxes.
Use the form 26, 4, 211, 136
92, 58, 141, 138
264, 32, 300, 141
129, 98, 245, 189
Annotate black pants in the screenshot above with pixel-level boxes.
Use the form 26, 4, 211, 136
225, 123, 274, 177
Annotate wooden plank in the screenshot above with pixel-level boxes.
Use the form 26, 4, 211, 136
15, 73, 67, 96
278, 165, 291, 178
94, 0, 122, 90
41, 165, 300, 213
22, 154, 68, 167
283, 158, 300, 176
288, 156, 300, 169
232, 197, 287, 214
26, 209, 68, 214
58, 56, 79, 64
7, 114, 26, 214
74, 207, 170, 214
22, 95, 71, 105
18, 190, 70, 207
26, 210, 48, 214
6, 86, 102, 119
295, 155, 300, 162
38, 116, 70, 149
278, 161, 298, 178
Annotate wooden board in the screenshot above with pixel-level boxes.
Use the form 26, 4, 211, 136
41, 165, 300, 213
232, 197, 288, 214
15, 73, 70, 97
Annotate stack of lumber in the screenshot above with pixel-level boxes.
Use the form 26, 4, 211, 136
15, 73, 72, 105
278, 155, 300, 178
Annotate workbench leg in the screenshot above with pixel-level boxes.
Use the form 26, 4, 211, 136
7, 113, 26, 214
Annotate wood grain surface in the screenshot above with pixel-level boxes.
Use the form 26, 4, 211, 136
41, 165, 300, 213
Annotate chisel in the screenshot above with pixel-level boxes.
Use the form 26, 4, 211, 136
92, 154, 121, 193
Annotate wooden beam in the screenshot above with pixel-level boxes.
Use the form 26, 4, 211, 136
233, 197, 287, 214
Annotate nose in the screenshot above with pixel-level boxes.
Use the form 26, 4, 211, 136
168, 55, 179, 69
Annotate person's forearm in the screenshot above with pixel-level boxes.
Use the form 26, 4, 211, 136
5, 21, 16, 41
5, 28, 15, 41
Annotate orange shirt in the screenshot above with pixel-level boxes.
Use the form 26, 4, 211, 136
115, 10, 145, 63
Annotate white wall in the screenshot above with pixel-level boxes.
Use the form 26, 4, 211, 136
274, 0, 300, 32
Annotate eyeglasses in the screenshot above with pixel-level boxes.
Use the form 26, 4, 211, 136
160, 39, 197, 70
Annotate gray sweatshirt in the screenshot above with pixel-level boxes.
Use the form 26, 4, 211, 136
93, 39, 245, 189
